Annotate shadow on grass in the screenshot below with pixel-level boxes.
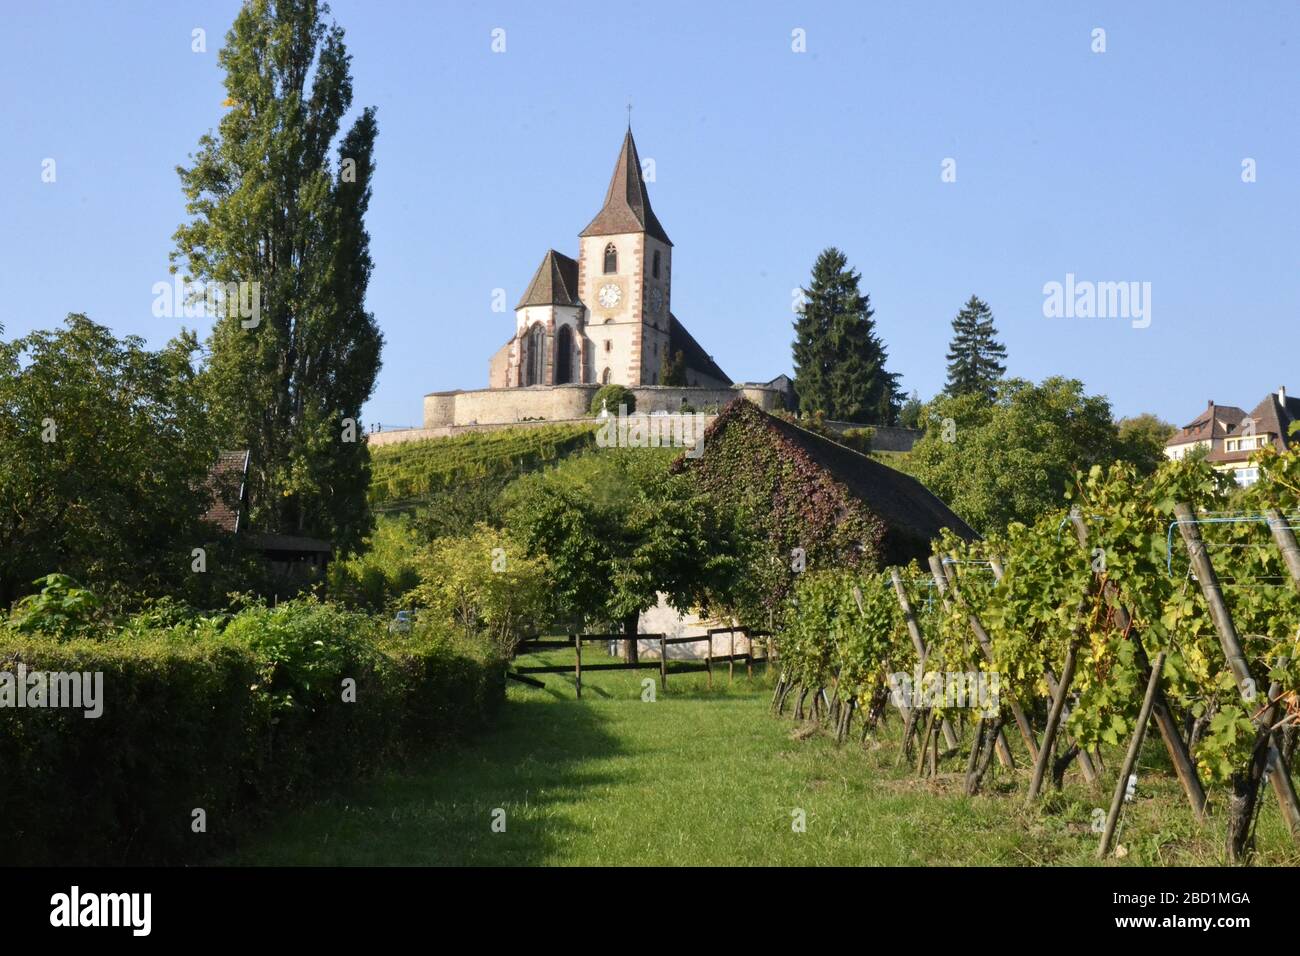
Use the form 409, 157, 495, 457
221, 694, 625, 866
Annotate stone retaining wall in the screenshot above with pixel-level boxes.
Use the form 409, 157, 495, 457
421, 383, 782, 428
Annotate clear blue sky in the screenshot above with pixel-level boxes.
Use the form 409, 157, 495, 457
3, 1, 1297, 428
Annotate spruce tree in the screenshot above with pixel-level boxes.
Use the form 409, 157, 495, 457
172, 0, 382, 552
944, 295, 1007, 400
792, 248, 901, 424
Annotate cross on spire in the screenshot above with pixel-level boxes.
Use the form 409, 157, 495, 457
626, 98, 632, 128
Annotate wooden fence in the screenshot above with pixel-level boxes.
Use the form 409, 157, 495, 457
509, 628, 774, 698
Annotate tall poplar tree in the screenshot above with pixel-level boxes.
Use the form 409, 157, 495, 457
792, 248, 900, 424
172, 0, 382, 552
944, 295, 1007, 400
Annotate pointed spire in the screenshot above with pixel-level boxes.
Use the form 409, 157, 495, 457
580, 129, 671, 245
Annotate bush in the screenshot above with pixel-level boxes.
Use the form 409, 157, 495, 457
326, 514, 423, 611
10, 574, 108, 640
412, 525, 550, 657
838, 426, 875, 454
0, 598, 503, 864
590, 383, 635, 417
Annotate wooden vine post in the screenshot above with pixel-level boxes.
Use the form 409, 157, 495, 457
1260, 508, 1300, 834
983, 557, 1099, 785
574, 633, 582, 699
1023, 509, 1099, 802
1265, 507, 1300, 586
659, 636, 668, 691
1064, 509, 1206, 818
1174, 502, 1300, 857
729, 630, 736, 684
1098, 651, 1166, 857
1026, 641, 1080, 803
927, 556, 1018, 769
890, 568, 960, 750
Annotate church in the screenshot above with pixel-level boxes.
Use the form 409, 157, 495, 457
493, 127, 729, 391
420, 129, 786, 431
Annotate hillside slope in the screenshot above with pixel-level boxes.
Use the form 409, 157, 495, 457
368, 424, 599, 511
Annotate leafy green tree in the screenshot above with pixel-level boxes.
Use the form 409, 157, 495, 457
1116, 413, 1176, 475
944, 295, 1007, 399
412, 475, 512, 540
411, 525, 551, 657
0, 316, 216, 608
898, 390, 923, 429
502, 450, 747, 662
658, 349, 687, 386
903, 377, 1123, 534
792, 248, 901, 424
172, 0, 382, 553
326, 514, 423, 611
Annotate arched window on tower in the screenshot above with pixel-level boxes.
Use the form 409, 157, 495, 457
522, 323, 545, 386
601, 367, 612, 384
652, 250, 661, 279
603, 243, 617, 274
555, 325, 574, 384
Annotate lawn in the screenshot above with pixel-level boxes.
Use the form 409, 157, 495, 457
224, 646, 1300, 866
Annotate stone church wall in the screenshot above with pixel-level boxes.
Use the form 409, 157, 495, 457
422, 384, 782, 428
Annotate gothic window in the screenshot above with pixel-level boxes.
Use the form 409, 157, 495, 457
522, 323, 545, 386
603, 243, 617, 274
555, 325, 574, 384
652, 250, 661, 279
601, 367, 612, 384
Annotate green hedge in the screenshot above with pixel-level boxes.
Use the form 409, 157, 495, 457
0, 600, 503, 865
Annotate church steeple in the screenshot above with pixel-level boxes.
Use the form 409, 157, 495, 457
580, 129, 671, 245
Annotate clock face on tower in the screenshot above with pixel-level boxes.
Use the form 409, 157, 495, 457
598, 283, 622, 309
649, 287, 664, 315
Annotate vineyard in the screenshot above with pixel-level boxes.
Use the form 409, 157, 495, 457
368, 423, 598, 510
774, 450, 1300, 863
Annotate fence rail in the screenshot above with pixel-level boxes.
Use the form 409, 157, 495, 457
510, 628, 773, 697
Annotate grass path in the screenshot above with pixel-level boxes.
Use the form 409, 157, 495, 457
226, 650, 1300, 866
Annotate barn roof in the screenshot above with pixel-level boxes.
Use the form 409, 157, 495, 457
698, 400, 976, 564
202, 449, 249, 534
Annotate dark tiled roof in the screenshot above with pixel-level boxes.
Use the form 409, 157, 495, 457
669, 312, 730, 384
579, 129, 671, 245
1247, 392, 1300, 444
761, 412, 977, 559
1206, 392, 1300, 462
202, 450, 249, 533
1165, 402, 1248, 447
516, 250, 581, 310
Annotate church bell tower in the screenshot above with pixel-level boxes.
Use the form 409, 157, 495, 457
576, 128, 673, 387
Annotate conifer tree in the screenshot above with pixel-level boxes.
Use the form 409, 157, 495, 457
944, 295, 1007, 400
792, 248, 901, 424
